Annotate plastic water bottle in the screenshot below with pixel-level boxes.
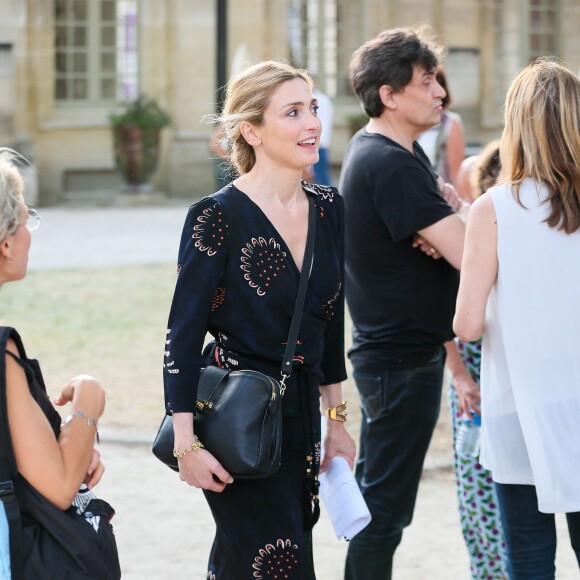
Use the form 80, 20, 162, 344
455, 413, 481, 458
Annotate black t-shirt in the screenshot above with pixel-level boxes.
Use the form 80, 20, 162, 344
339, 129, 460, 368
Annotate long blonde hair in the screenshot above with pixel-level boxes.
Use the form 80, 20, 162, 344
500, 58, 580, 233
0, 148, 25, 241
216, 60, 313, 175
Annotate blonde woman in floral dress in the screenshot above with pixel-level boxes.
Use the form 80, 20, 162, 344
163, 60, 355, 579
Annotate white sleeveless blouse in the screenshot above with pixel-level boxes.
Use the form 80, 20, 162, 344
480, 178, 580, 513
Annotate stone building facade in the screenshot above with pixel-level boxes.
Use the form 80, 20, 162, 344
1, 0, 579, 204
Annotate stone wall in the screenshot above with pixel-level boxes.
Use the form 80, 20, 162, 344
2, 0, 580, 203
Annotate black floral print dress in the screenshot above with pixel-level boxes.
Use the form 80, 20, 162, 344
163, 181, 346, 579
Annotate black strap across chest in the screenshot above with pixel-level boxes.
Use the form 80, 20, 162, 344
280, 195, 316, 382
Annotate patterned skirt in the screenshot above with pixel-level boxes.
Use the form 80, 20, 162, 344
449, 339, 508, 580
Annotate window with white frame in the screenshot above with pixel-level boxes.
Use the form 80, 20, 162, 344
528, 0, 558, 60
493, 0, 559, 104
54, 0, 138, 105
287, 0, 356, 97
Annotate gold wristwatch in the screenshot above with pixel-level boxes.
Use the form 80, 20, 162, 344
324, 401, 347, 423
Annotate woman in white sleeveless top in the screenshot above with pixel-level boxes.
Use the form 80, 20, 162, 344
454, 59, 580, 579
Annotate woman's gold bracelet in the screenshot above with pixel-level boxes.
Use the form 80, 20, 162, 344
325, 401, 348, 422
173, 435, 204, 458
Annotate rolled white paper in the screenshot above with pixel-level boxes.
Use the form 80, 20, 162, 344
318, 456, 372, 541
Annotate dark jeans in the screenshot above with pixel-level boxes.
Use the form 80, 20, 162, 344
495, 483, 580, 579
344, 348, 445, 580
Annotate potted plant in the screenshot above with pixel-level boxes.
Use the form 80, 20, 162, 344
109, 96, 172, 191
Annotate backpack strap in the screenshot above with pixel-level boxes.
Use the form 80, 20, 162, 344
0, 326, 24, 579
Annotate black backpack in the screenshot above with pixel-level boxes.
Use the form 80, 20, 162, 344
0, 327, 121, 579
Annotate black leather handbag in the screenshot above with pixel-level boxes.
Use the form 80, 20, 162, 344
152, 196, 316, 479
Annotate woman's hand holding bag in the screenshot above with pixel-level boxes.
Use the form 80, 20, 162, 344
177, 447, 233, 492
172, 412, 233, 492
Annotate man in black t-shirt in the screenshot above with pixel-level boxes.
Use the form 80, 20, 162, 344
340, 28, 466, 579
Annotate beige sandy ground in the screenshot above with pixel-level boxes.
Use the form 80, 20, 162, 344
95, 366, 579, 579
96, 427, 579, 579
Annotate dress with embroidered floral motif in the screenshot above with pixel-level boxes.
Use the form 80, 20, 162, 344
163, 182, 345, 579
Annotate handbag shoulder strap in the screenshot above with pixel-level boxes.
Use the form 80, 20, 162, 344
0, 326, 24, 579
280, 195, 316, 387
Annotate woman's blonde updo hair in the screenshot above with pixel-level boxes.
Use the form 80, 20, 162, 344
216, 60, 313, 176
0, 148, 26, 242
